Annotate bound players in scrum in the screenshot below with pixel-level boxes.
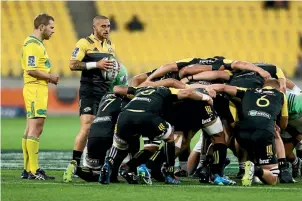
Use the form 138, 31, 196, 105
64, 56, 301, 186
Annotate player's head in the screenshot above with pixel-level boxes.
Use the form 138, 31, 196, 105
264, 78, 280, 90
93, 15, 110, 40
34, 13, 55, 40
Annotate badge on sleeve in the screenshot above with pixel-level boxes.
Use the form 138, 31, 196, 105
28, 56, 36, 67
72, 47, 80, 58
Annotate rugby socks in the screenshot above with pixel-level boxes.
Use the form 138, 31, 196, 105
147, 147, 165, 181
211, 143, 227, 176
87, 137, 112, 166
73, 150, 83, 166
164, 141, 176, 168
288, 156, 299, 166
26, 136, 40, 174
107, 146, 128, 170
126, 150, 154, 172
277, 158, 287, 169
239, 162, 246, 171
22, 136, 30, 172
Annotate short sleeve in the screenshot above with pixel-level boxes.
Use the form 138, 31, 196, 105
169, 87, 180, 95
281, 92, 288, 117
70, 39, 88, 61
235, 87, 247, 99
23, 43, 42, 70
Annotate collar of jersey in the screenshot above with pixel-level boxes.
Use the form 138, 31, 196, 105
29, 35, 44, 45
263, 86, 273, 89
89, 34, 106, 44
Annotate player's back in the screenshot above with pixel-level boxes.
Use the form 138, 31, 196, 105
95, 93, 128, 123
237, 87, 285, 131
21, 35, 51, 86
124, 86, 176, 114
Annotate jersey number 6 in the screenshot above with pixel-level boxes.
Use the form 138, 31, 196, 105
256, 95, 270, 107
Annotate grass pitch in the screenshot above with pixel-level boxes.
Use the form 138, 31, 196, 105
2, 117, 302, 201
2, 170, 301, 201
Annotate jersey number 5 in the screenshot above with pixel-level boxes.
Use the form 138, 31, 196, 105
256, 95, 270, 107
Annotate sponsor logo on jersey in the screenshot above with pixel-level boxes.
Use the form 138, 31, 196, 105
132, 97, 151, 102
93, 116, 112, 123
259, 159, 270, 164
234, 72, 256, 78
72, 47, 79, 58
28, 56, 36, 67
248, 110, 271, 119
202, 118, 212, 124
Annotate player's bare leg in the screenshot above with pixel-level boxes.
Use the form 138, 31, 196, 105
242, 162, 279, 186
63, 114, 94, 183
73, 114, 95, 165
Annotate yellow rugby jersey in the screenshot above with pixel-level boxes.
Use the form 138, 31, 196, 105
71, 34, 116, 61
21, 35, 51, 85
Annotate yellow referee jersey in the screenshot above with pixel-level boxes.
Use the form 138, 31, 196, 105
21, 35, 51, 85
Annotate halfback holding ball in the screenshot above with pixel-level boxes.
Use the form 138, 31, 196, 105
64, 15, 116, 182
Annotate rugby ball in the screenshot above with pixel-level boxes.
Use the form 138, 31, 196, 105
101, 56, 120, 81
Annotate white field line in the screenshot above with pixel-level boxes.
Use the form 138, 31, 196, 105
2, 181, 301, 191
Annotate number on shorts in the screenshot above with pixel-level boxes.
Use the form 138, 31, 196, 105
205, 106, 212, 114
256, 95, 270, 107
158, 123, 166, 131
266, 144, 273, 156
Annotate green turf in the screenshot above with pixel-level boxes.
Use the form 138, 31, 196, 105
2, 170, 301, 201
1, 116, 201, 151
2, 116, 80, 150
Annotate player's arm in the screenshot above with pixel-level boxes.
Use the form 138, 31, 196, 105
181, 70, 231, 84
169, 88, 213, 105
130, 73, 149, 87
209, 84, 246, 98
275, 67, 286, 93
285, 78, 301, 93
179, 64, 212, 78
139, 78, 186, 89
69, 39, 113, 71
24, 43, 58, 84
279, 93, 288, 130
146, 62, 178, 81
230, 60, 271, 80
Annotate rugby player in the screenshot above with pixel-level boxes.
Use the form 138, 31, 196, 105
183, 64, 291, 181
21, 13, 58, 180
281, 83, 302, 178
99, 86, 213, 185
64, 15, 115, 177
64, 64, 129, 183
210, 79, 288, 186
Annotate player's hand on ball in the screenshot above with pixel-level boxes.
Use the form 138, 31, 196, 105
97, 58, 113, 71
49, 73, 59, 85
